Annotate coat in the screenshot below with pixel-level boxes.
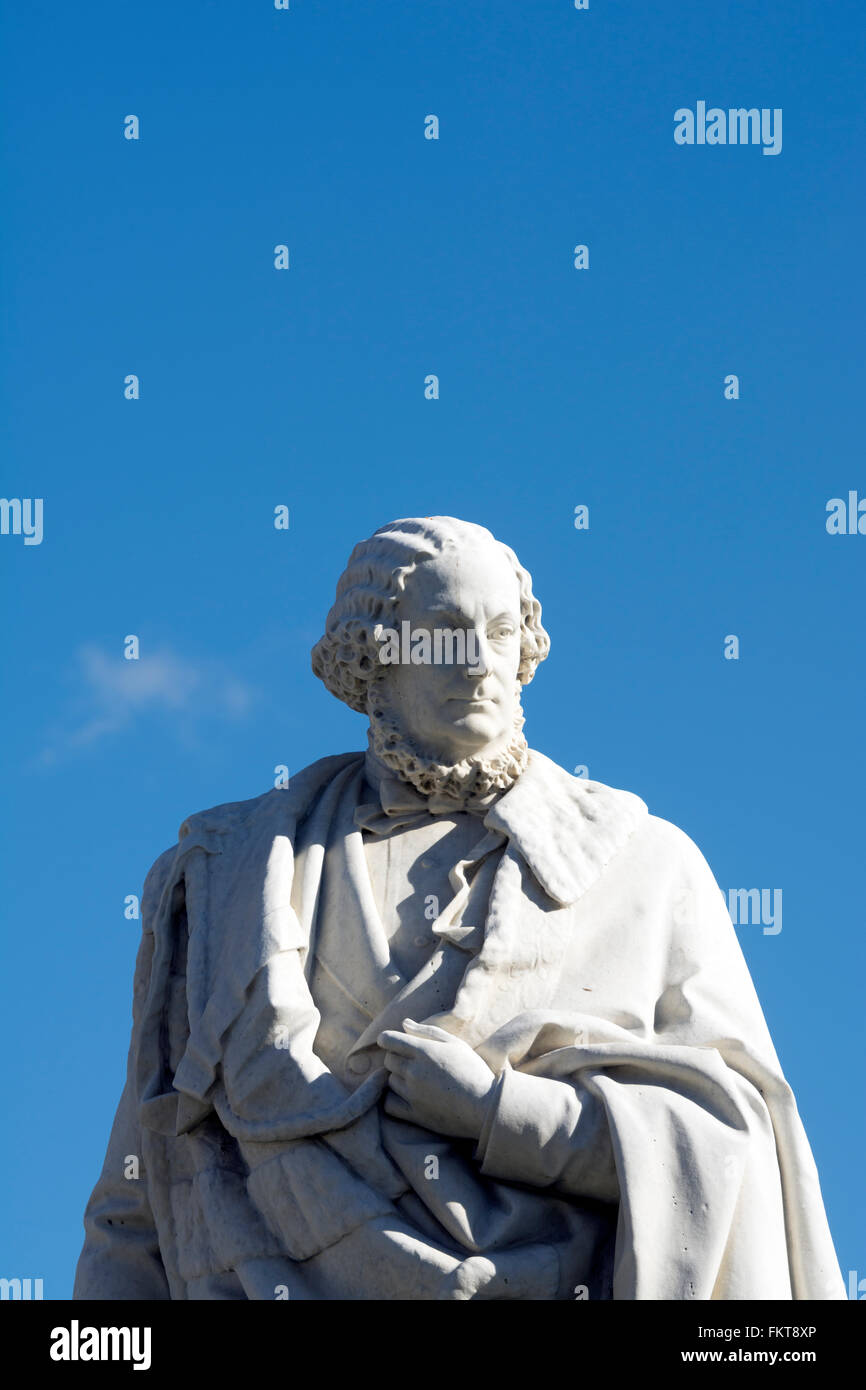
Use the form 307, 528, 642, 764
73, 750, 846, 1300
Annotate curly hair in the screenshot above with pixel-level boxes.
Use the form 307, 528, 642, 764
311, 516, 550, 714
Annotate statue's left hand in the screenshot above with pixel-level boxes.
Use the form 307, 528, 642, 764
378, 1018, 498, 1141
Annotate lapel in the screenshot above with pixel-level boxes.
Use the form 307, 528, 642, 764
482, 749, 647, 908
435, 751, 648, 1045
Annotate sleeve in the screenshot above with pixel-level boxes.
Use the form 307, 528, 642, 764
73, 853, 176, 1300
474, 1065, 619, 1203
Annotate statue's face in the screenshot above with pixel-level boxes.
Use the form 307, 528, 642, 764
379, 540, 523, 764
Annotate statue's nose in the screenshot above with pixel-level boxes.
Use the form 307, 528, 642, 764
464, 634, 491, 678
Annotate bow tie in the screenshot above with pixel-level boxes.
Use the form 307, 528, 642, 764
354, 773, 496, 835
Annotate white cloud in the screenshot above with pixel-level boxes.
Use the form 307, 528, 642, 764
38, 643, 256, 764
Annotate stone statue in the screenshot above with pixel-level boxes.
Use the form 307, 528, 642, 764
74, 516, 845, 1300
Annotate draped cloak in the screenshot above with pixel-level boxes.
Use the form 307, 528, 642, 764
73, 750, 846, 1300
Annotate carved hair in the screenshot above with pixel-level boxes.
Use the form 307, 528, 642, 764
311, 516, 550, 714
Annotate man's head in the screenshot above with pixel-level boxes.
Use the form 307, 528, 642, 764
311, 517, 549, 801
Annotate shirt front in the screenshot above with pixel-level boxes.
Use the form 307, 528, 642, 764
299, 761, 506, 1085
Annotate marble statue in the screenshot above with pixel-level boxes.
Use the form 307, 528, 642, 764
74, 516, 845, 1300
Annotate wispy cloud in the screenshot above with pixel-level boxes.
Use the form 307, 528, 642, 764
38, 643, 256, 765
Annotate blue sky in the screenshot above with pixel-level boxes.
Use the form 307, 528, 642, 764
1, 0, 863, 1297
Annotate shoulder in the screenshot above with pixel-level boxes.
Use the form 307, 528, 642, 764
523, 751, 719, 866
495, 751, 649, 904
177, 751, 363, 839
640, 812, 720, 881
521, 748, 649, 838
523, 753, 724, 892
140, 751, 365, 921
631, 814, 733, 944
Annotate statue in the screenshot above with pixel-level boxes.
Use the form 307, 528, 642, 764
74, 516, 845, 1300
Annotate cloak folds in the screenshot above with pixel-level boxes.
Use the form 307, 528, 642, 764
73, 751, 846, 1300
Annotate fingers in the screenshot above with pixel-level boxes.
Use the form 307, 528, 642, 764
378, 1029, 425, 1058
378, 1022, 456, 1055
401, 1018, 456, 1045
382, 1052, 407, 1078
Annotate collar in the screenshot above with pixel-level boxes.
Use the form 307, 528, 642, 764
362, 746, 505, 818
481, 749, 647, 906
363, 744, 647, 908
177, 747, 647, 913
354, 784, 491, 836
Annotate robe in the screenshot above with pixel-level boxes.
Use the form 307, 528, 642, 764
73, 749, 846, 1300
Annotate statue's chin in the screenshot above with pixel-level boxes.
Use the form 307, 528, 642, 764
367, 686, 529, 804
421, 717, 509, 764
